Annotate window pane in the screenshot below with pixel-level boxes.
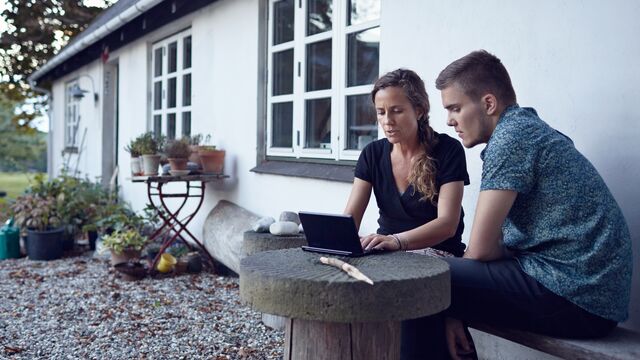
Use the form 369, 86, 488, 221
168, 77, 176, 108
347, 27, 380, 87
272, 102, 293, 147
273, 0, 294, 45
154, 115, 162, 139
307, 0, 332, 36
183, 36, 192, 69
154, 48, 163, 77
347, 0, 380, 26
305, 98, 331, 149
168, 41, 177, 73
153, 81, 162, 110
182, 112, 191, 137
183, 74, 191, 106
273, 49, 294, 96
167, 113, 176, 140
346, 94, 377, 150
306, 39, 332, 91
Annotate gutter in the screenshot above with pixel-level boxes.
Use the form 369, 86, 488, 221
28, 0, 164, 84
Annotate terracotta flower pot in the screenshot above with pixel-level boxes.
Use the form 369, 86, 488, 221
188, 145, 201, 167
198, 149, 225, 174
110, 248, 141, 266
168, 158, 188, 171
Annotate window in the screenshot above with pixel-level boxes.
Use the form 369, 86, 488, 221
267, 0, 380, 161
64, 80, 81, 149
151, 29, 192, 140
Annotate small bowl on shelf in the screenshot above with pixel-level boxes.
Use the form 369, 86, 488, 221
169, 169, 191, 176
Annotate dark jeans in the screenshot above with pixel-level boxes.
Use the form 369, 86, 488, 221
401, 258, 616, 360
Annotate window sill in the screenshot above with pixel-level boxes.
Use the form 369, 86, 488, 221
251, 160, 355, 183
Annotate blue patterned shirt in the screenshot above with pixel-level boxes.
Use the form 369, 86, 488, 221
480, 105, 632, 322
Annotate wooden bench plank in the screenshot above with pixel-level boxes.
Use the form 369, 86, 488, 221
471, 323, 640, 360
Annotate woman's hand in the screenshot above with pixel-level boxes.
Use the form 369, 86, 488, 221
360, 233, 401, 251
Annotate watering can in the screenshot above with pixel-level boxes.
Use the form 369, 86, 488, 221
0, 218, 20, 259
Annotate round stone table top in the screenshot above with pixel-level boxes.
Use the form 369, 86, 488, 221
242, 231, 307, 257
240, 248, 450, 323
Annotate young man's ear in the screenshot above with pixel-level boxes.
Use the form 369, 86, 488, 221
482, 94, 498, 116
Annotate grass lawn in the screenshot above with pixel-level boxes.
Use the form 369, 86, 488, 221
0, 172, 44, 222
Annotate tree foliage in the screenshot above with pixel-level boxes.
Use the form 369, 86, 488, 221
0, 90, 47, 172
0, 0, 115, 129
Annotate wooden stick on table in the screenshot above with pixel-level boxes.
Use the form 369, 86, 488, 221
319, 256, 374, 285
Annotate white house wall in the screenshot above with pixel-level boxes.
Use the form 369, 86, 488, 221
97, 0, 380, 241
50, 64, 105, 179
47, 0, 639, 334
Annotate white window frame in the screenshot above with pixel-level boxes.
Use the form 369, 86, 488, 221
266, 0, 380, 161
64, 80, 80, 149
150, 28, 193, 139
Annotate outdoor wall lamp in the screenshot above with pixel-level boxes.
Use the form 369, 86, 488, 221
69, 74, 99, 104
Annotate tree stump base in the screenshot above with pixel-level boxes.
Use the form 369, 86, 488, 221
285, 318, 401, 360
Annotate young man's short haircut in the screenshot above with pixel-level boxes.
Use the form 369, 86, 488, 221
436, 50, 517, 105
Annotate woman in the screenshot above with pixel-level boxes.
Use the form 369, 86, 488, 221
344, 68, 469, 256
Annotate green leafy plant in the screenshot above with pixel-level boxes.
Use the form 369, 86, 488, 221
187, 134, 203, 146
101, 229, 148, 254
163, 137, 191, 159
167, 244, 189, 258
92, 202, 142, 234
137, 132, 165, 155
124, 136, 143, 157
198, 134, 216, 151
11, 194, 62, 232
27, 173, 111, 238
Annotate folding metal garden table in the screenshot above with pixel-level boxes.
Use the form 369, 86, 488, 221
131, 173, 228, 272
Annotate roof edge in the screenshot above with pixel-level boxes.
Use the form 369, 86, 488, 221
28, 0, 164, 84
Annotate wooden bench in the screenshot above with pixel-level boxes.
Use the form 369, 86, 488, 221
470, 323, 640, 359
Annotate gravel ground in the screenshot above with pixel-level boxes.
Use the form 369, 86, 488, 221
0, 253, 284, 359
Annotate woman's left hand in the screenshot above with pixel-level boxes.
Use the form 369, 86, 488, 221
360, 233, 400, 251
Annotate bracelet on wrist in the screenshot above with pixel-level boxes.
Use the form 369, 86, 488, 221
390, 234, 403, 251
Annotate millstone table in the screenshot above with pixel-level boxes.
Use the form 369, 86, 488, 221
240, 248, 450, 360
243, 231, 308, 330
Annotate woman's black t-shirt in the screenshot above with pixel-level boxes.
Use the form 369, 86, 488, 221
354, 133, 470, 257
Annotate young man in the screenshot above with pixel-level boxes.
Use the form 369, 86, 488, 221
403, 50, 632, 359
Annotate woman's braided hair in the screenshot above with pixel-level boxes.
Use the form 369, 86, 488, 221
371, 69, 439, 203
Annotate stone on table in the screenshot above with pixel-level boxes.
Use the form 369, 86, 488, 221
278, 211, 300, 225
269, 221, 299, 235
252, 217, 275, 233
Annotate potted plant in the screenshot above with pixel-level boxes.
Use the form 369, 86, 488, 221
138, 132, 164, 176
187, 133, 203, 166
163, 137, 191, 172
197, 135, 225, 174
10, 194, 64, 260
124, 136, 143, 176
101, 228, 148, 265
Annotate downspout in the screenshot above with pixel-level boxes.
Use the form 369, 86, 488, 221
28, 79, 54, 178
